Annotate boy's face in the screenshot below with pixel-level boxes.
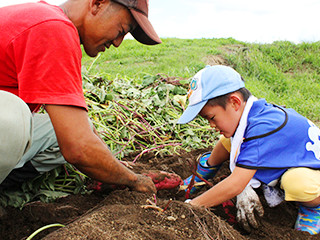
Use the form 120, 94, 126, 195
199, 95, 243, 138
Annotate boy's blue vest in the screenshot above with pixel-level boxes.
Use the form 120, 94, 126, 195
236, 99, 320, 185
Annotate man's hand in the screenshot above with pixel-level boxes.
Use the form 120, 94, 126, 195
129, 174, 157, 193
45, 105, 153, 191
236, 185, 264, 232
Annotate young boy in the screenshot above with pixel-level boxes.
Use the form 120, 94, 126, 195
178, 65, 320, 235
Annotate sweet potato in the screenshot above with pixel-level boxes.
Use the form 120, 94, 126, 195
88, 171, 182, 192
143, 170, 182, 190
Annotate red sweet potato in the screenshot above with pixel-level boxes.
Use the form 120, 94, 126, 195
143, 170, 183, 190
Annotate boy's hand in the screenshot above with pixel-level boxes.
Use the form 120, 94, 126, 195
236, 185, 264, 232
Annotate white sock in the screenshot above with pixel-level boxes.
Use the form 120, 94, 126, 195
202, 160, 210, 167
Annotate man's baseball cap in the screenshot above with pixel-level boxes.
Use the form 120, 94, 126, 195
177, 65, 245, 124
112, 0, 161, 45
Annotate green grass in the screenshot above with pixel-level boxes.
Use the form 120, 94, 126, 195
82, 38, 237, 80
82, 38, 320, 121
226, 41, 320, 120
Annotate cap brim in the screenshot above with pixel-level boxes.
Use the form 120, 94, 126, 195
130, 9, 161, 45
177, 100, 207, 124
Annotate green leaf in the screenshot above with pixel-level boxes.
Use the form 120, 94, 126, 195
35, 190, 69, 203
141, 75, 159, 87
172, 86, 187, 95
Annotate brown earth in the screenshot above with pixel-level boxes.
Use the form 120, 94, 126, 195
0, 148, 318, 240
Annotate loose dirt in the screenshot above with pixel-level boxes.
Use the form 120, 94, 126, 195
0, 148, 318, 239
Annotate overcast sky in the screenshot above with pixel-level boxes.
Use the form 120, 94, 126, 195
1, 0, 320, 44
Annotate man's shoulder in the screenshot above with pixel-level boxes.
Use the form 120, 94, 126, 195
1, 2, 76, 48
1, 2, 72, 31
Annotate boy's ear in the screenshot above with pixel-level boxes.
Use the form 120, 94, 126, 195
229, 94, 242, 111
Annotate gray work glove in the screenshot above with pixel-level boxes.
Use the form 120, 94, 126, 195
236, 185, 264, 232
261, 183, 284, 208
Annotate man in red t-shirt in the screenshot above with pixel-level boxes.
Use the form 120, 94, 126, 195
0, 0, 161, 194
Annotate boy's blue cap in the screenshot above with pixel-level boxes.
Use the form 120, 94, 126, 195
177, 65, 245, 124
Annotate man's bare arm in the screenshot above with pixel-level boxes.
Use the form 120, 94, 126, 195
45, 104, 156, 193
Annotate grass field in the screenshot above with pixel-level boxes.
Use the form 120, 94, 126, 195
82, 38, 320, 121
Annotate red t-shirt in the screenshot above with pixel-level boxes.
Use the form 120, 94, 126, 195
0, 1, 87, 112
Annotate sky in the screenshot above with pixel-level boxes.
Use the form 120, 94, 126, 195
1, 0, 320, 44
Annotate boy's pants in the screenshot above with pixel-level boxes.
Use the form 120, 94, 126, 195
0, 91, 66, 187
220, 135, 320, 203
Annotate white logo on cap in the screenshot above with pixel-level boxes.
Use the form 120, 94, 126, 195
187, 78, 198, 99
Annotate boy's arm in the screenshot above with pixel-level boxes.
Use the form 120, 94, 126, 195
190, 167, 256, 207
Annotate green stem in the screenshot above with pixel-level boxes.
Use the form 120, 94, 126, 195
54, 188, 74, 193
54, 179, 76, 182
26, 223, 65, 240
54, 184, 75, 189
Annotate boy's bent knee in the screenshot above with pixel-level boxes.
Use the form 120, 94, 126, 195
281, 167, 320, 202
219, 135, 231, 153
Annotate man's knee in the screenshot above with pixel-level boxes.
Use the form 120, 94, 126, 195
0, 91, 32, 182
0, 90, 32, 149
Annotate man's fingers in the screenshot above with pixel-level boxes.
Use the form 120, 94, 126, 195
143, 170, 182, 190
143, 176, 157, 193
133, 174, 157, 193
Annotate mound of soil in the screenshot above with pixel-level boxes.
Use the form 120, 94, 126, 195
0, 148, 318, 239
